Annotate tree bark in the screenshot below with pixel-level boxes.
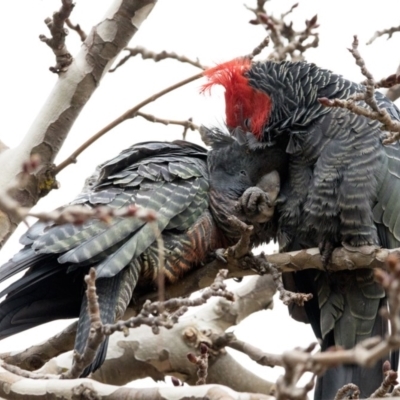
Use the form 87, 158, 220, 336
0, 0, 157, 248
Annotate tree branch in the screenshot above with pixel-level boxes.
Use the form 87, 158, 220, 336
245, 1, 319, 61
367, 25, 400, 45
54, 71, 203, 174
135, 111, 200, 133
0, 0, 158, 248
319, 36, 400, 145
110, 46, 207, 72
0, 365, 274, 400
39, 0, 75, 73
65, 18, 87, 42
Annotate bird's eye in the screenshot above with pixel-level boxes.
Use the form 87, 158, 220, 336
244, 119, 251, 130
240, 170, 247, 176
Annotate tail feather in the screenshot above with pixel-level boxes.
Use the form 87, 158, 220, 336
74, 260, 141, 377
315, 297, 398, 400
0, 267, 83, 339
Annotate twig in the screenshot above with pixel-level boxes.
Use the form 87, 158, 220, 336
348, 36, 378, 111
372, 74, 400, 90
104, 269, 234, 336
66, 18, 87, 42
221, 216, 254, 260
319, 96, 400, 143
245, 0, 319, 61
334, 383, 360, 400
367, 25, 400, 45
54, 72, 204, 174
110, 46, 207, 72
187, 343, 209, 385
61, 268, 104, 379
0, 360, 59, 380
39, 0, 74, 73
212, 332, 283, 367
281, 3, 299, 19
319, 36, 400, 144
248, 36, 270, 59
135, 111, 200, 133
182, 117, 193, 140
0, 321, 78, 371
370, 361, 398, 397
256, 254, 313, 306
214, 215, 312, 307
276, 343, 318, 400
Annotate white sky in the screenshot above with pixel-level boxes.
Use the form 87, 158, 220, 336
0, 0, 400, 391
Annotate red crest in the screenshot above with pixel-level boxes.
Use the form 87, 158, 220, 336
202, 58, 271, 139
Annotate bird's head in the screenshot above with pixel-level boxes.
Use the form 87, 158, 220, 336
202, 126, 287, 199
202, 58, 272, 140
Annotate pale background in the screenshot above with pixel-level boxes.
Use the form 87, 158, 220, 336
0, 0, 399, 389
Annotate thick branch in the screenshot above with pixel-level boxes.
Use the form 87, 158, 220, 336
12, 275, 276, 392
0, 0, 157, 247
0, 365, 274, 400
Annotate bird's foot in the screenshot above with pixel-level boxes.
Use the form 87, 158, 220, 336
236, 186, 275, 223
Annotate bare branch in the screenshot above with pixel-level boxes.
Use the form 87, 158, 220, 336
104, 269, 234, 336
0, 365, 274, 400
213, 332, 284, 367
54, 71, 204, 174
319, 96, 400, 143
39, 0, 74, 73
253, 255, 313, 306
187, 343, 209, 385
248, 36, 270, 59
370, 361, 398, 397
276, 343, 318, 400
367, 25, 400, 45
110, 46, 207, 72
334, 384, 360, 400
348, 36, 379, 111
135, 111, 200, 133
319, 36, 400, 144
65, 18, 87, 42
0, 322, 78, 371
1, 361, 59, 380
245, 1, 319, 61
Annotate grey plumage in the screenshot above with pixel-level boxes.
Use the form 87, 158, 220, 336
206, 59, 400, 399
0, 132, 287, 376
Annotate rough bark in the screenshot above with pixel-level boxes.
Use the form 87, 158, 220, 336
0, 0, 157, 248
0, 366, 274, 400
9, 276, 276, 393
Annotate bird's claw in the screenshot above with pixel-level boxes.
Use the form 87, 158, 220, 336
237, 187, 274, 223
214, 248, 228, 263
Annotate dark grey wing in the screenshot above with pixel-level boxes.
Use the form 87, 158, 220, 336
0, 140, 209, 371
0, 141, 208, 290
372, 93, 400, 249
